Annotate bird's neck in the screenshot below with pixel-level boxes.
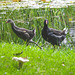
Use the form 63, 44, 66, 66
11, 22, 15, 27
11, 22, 18, 29
44, 24, 48, 29
11, 22, 17, 31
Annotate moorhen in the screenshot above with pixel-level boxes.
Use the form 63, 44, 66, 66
6, 19, 42, 49
42, 19, 68, 47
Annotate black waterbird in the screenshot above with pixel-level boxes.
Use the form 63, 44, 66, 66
6, 19, 42, 49
42, 19, 68, 47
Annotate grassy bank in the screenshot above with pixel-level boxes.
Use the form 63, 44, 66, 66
0, 42, 75, 75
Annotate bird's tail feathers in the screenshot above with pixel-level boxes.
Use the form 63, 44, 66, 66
33, 29, 36, 35
63, 28, 68, 34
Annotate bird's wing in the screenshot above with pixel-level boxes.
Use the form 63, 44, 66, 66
14, 25, 30, 32
47, 32, 62, 40
16, 29, 30, 39
48, 28, 62, 35
23, 32, 30, 39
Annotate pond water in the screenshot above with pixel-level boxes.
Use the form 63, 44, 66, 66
0, 0, 75, 46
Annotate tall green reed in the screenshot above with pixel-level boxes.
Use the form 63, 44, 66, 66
0, 6, 74, 44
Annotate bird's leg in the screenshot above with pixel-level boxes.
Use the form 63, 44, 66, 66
58, 45, 61, 51
53, 45, 55, 52
57, 44, 61, 51
54, 45, 55, 49
26, 42, 29, 46
29, 40, 42, 49
37, 35, 42, 44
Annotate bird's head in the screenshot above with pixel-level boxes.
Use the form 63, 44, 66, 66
44, 19, 48, 25
6, 19, 13, 23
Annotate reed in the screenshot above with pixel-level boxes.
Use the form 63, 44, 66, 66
0, 6, 74, 45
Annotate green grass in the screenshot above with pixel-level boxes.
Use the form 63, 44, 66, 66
0, 42, 75, 75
